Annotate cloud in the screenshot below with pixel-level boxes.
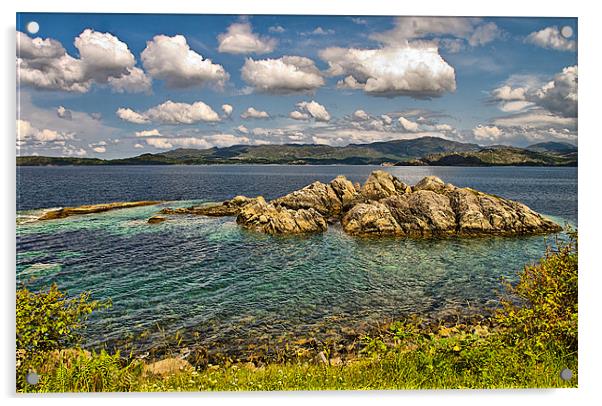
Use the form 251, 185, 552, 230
370, 17, 501, 48
17, 30, 150, 93
145, 134, 253, 149
235, 125, 249, 134
135, 129, 161, 137
532, 65, 577, 117
492, 111, 576, 129
291, 101, 331, 122
289, 111, 310, 121
352, 110, 370, 121
525, 26, 576, 52
241, 107, 270, 119
269, 25, 285, 33
351, 18, 368, 25
470, 121, 577, 146
491, 85, 527, 101
221, 104, 233, 117
241, 56, 324, 94
398, 116, 420, 132
308, 27, 335, 35
435, 124, 453, 131
116, 108, 150, 124
92, 146, 106, 153
217, 22, 277, 54
117, 101, 220, 124
380, 114, 393, 125
56, 106, 72, 120
468, 22, 501, 46
17, 32, 88, 92
134, 143, 144, 149
498, 101, 536, 113
141, 34, 229, 88
107, 67, 152, 93
74, 29, 136, 82
476, 67, 578, 146
472, 125, 503, 142
17, 119, 76, 153
491, 65, 577, 118
320, 45, 456, 98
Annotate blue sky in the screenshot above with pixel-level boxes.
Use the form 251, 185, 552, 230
16, 13, 577, 158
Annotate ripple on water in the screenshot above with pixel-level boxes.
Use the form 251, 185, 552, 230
16, 200, 573, 352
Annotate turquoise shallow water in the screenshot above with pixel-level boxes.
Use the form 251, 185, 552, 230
16, 165, 577, 352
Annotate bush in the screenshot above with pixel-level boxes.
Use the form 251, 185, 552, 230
16, 283, 109, 390
495, 231, 578, 353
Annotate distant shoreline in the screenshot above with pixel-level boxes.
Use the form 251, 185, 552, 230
16, 137, 577, 167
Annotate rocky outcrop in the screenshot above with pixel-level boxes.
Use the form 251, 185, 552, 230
342, 175, 561, 237
272, 176, 358, 218
38, 201, 161, 221
236, 196, 327, 234
341, 202, 402, 236
155, 171, 561, 237
360, 170, 410, 200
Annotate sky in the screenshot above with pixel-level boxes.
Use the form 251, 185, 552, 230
16, 13, 577, 158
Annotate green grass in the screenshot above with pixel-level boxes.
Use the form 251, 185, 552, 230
23, 339, 576, 392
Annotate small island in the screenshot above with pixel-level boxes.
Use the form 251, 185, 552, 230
158, 170, 561, 237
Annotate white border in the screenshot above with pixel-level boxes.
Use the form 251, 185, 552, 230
2, 1, 600, 405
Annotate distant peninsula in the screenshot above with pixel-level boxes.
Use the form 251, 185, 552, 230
16, 137, 577, 167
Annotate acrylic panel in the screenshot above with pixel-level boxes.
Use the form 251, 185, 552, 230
16, 13, 578, 392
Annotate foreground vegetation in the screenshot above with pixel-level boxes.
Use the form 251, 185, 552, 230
16, 232, 578, 392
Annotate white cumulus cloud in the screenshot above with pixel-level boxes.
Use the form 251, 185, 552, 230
241, 56, 324, 94
17, 29, 151, 94
291, 101, 331, 122
241, 107, 270, 119
107, 67, 152, 93
320, 45, 456, 98
135, 129, 161, 137
472, 125, 503, 142
56, 106, 72, 120
116, 108, 150, 124
141, 34, 229, 88
398, 117, 420, 132
525, 26, 576, 52
221, 104, 233, 117
117, 101, 220, 124
217, 22, 277, 54
353, 110, 370, 121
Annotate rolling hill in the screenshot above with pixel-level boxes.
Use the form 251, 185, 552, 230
16, 137, 576, 167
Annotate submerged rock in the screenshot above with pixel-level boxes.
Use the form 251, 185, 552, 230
237, 196, 327, 234
37, 201, 161, 221
147, 215, 167, 224
161, 196, 257, 217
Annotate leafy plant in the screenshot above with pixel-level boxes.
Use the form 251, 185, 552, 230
16, 283, 109, 389
495, 231, 578, 353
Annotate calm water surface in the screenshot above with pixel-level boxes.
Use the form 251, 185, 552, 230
16, 165, 577, 352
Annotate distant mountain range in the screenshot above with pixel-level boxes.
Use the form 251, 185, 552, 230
16, 137, 577, 167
